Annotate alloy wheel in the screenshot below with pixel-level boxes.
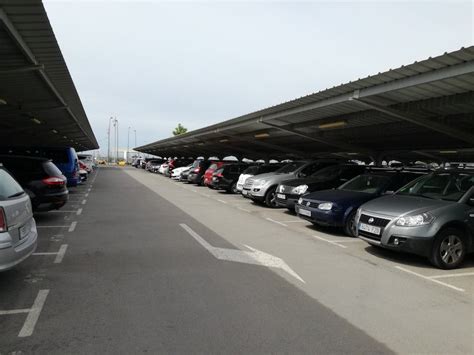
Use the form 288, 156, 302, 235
439, 235, 463, 265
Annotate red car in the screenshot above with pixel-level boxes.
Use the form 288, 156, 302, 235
203, 161, 225, 187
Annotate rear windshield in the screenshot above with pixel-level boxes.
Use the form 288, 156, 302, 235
192, 160, 202, 168
209, 163, 218, 170
0, 168, 24, 201
275, 162, 306, 174
43, 161, 63, 177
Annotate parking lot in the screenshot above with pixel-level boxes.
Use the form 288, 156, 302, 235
0, 166, 471, 353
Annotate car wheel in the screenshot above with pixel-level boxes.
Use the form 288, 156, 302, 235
264, 186, 277, 208
343, 210, 357, 237
430, 228, 466, 269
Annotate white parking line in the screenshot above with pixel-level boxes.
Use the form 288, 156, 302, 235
81, 199, 87, 205
37, 225, 70, 228
266, 218, 288, 227
76, 208, 83, 216
216, 199, 228, 204
430, 271, 474, 279
18, 289, 50, 337
332, 239, 364, 243
312, 235, 347, 249
68, 221, 77, 232
237, 207, 251, 213
395, 266, 465, 292
54, 244, 68, 264
0, 309, 30, 315
279, 220, 307, 223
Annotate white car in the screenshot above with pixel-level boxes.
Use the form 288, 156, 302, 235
158, 163, 169, 175
171, 165, 191, 180
237, 164, 283, 193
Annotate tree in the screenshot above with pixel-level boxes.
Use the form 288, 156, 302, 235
172, 123, 188, 136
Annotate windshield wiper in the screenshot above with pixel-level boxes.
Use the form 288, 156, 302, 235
404, 193, 435, 200
8, 191, 25, 198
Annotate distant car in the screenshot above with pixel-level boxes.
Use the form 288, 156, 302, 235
204, 162, 226, 187
244, 160, 339, 207
236, 163, 284, 193
171, 165, 192, 180
77, 154, 94, 172
187, 159, 216, 185
296, 169, 427, 236
146, 159, 164, 173
276, 164, 367, 211
79, 159, 92, 173
0, 155, 69, 211
357, 169, 474, 269
166, 159, 194, 177
210, 163, 250, 193
0, 164, 38, 271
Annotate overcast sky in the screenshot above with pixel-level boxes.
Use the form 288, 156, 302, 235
43, 0, 473, 153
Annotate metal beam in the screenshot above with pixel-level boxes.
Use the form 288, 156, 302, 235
0, 64, 44, 74
260, 121, 375, 156
352, 98, 474, 145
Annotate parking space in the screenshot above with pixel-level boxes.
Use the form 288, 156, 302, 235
0, 170, 98, 342
147, 170, 474, 295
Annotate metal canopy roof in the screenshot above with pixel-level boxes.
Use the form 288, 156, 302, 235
137, 46, 474, 163
0, 0, 98, 151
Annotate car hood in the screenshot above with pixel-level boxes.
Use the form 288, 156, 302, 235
304, 189, 376, 205
253, 172, 293, 182
361, 195, 453, 217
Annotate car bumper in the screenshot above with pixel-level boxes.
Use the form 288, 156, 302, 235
0, 220, 38, 272
34, 191, 69, 211
357, 216, 437, 257
275, 193, 299, 209
295, 205, 344, 227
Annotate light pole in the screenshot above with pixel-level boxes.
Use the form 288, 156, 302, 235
127, 126, 131, 164
107, 117, 114, 163
114, 118, 119, 163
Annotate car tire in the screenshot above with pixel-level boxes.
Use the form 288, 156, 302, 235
430, 228, 466, 269
264, 186, 278, 208
230, 182, 238, 194
343, 210, 358, 237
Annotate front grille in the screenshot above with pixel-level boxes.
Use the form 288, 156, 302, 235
360, 214, 390, 227
300, 199, 317, 208
359, 230, 382, 241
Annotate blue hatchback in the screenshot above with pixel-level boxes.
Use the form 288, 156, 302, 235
295, 170, 427, 236
42, 147, 80, 187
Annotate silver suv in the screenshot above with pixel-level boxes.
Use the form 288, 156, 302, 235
0, 165, 38, 271
356, 169, 474, 269
243, 160, 337, 207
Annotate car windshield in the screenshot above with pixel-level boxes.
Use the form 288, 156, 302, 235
243, 166, 259, 175
339, 174, 390, 194
309, 165, 342, 180
397, 172, 474, 201
275, 162, 306, 174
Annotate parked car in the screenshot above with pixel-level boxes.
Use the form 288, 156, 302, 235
158, 162, 170, 175
171, 165, 192, 180
0, 155, 69, 211
187, 159, 216, 185
236, 163, 284, 192
243, 160, 339, 207
210, 163, 251, 193
296, 169, 427, 236
0, 147, 80, 187
356, 169, 474, 269
276, 164, 367, 211
77, 154, 94, 172
166, 159, 194, 177
146, 159, 164, 172
0, 164, 38, 271
180, 167, 192, 182
204, 162, 226, 187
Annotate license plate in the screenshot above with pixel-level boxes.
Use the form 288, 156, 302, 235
242, 189, 249, 196
359, 223, 381, 235
19, 223, 29, 240
298, 208, 311, 217
276, 193, 286, 200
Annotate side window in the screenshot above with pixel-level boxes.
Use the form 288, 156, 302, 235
300, 163, 320, 177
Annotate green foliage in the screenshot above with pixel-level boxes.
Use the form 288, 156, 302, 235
172, 123, 188, 136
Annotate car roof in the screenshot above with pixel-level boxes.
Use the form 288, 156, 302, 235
0, 154, 50, 162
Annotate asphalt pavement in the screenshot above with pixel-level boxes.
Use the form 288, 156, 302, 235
0, 167, 392, 354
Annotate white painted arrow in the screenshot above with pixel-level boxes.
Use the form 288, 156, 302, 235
180, 223, 305, 283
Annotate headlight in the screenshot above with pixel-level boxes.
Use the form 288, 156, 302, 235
395, 213, 434, 227
277, 185, 284, 193
297, 197, 303, 205
318, 202, 333, 210
291, 184, 308, 195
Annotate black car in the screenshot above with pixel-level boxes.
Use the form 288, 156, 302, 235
187, 159, 216, 185
275, 164, 367, 211
210, 163, 251, 193
0, 155, 68, 211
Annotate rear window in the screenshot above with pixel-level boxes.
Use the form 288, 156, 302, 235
0, 168, 24, 201
43, 161, 63, 177
209, 163, 218, 170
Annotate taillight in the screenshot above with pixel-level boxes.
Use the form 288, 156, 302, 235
0, 207, 7, 232
193, 167, 200, 173
43, 177, 65, 186
216, 173, 223, 178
